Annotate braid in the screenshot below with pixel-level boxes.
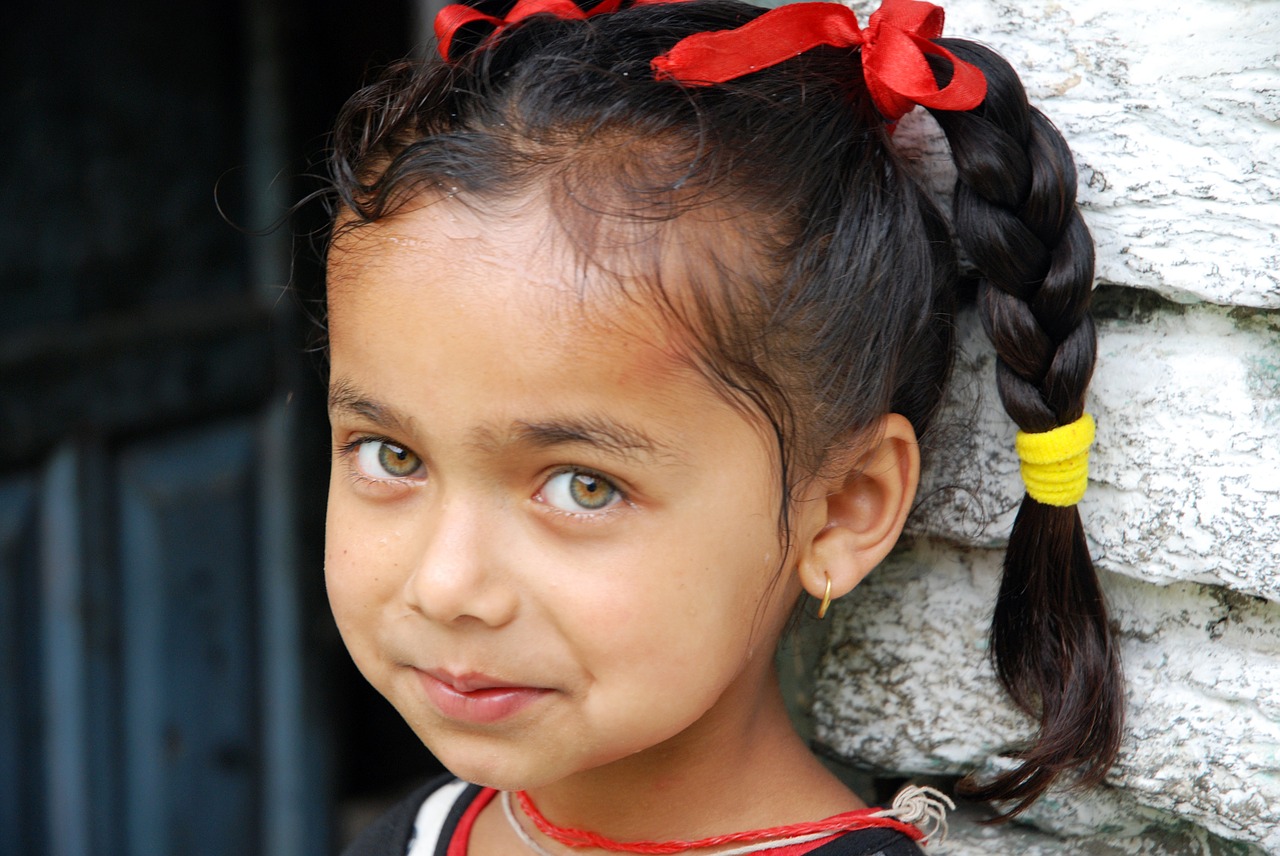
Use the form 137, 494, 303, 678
928, 39, 1124, 817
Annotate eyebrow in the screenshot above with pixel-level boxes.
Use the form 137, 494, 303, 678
327, 379, 415, 435
501, 417, 676, 464
328, 379, 681, 465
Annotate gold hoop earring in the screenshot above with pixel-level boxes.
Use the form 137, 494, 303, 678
816, 573, 833, 620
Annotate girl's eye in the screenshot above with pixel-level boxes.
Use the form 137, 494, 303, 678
541, 470, 621, 513
355, 438, 423, 480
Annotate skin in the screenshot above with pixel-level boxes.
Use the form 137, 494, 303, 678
324, 195, 920, 854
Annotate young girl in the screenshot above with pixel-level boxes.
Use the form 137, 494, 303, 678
321, 0, 1124, 853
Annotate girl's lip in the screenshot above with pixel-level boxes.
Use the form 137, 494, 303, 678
417, 668, 553, 724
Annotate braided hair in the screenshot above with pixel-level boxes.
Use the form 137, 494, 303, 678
327, 0, 1122, 816
929, 39, 1121, 815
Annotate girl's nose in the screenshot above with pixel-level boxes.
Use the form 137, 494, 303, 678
402, 499, 518, 627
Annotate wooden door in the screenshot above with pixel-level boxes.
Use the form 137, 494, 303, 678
1, 1, 338, 853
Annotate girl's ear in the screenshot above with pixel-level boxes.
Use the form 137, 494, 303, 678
796, 414, 920, 604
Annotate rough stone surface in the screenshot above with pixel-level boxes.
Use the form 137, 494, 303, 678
907, 295, 1280, 603
933, 805, 1265, 856
807, 2, 1280, 852
859, 0, 1280, 308
812, 544, 1280, 853
812, 294, 1280, 851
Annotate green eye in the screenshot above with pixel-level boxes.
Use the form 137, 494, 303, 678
356, 439, 423, 479
542, 470, 621, 512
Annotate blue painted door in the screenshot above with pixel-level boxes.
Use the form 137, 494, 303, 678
1, 1, 335, 853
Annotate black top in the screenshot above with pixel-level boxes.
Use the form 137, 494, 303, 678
341, 775, 926, 856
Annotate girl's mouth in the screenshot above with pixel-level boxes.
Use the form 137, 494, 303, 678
417, 668, 553, 724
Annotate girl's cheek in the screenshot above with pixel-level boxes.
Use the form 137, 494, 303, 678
325, 503, 398, 603
329, 477, 460, 616
324, 542, 363, 613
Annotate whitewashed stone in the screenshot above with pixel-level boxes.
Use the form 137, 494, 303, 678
849, 0, 1280, 307
853, 0, 1280, 308
811, 544, 1280, 853
810, 1, 1278, 853
933, 804, 1264, 856
813, 545, 1028, 771
906, 295, 1280, 604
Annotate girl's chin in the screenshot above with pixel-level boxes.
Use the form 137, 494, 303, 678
431, 735, 689, 795
426, 735, 653, 793
414, 732, 576, 792
431, 754, 570, 792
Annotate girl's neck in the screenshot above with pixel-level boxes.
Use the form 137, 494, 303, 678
474, 672, 864, 855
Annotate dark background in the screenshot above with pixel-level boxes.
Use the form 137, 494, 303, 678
2, 2, 446, 853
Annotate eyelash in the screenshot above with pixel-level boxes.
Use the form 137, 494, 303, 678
536, 467, 630, 520
337, 436, 634, 520
337, 435, 425, 488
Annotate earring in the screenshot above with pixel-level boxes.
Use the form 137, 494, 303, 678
816, 573, 833, 620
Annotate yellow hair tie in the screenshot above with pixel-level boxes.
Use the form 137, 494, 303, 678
1015, 413, 1095, 507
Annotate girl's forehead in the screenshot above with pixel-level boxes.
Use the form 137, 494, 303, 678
323, 197, 785, 467
328, 195, 555, 285
327, 196, 710, 378
327, 192, 745, 349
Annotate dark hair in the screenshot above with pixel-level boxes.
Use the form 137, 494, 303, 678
326, 0, 1122, 816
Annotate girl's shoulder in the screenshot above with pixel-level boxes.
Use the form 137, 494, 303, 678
340, 774, 484, 856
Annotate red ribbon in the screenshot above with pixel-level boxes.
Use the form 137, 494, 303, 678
650, 0, 986, 122
435, 0, 611, 59
436, 0, 686, 59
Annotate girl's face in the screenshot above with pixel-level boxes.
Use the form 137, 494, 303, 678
324, 198, 817, 791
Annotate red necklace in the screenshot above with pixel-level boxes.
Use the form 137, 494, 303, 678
513, 791, 924, 854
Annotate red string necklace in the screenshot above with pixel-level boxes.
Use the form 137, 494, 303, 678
513, 790, 924, 854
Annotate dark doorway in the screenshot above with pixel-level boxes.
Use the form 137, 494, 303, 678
2, 2, 443, 853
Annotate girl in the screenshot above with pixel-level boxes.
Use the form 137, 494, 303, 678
322, 0, 1123, 853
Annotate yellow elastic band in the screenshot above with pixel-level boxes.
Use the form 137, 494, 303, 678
1015, 413, 1095, 507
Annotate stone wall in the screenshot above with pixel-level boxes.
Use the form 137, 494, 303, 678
809, 1, 1280, 853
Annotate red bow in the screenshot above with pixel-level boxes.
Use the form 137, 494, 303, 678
436, 0, 688, 60
436, 0, 613, 59
650, 0, 986, 122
